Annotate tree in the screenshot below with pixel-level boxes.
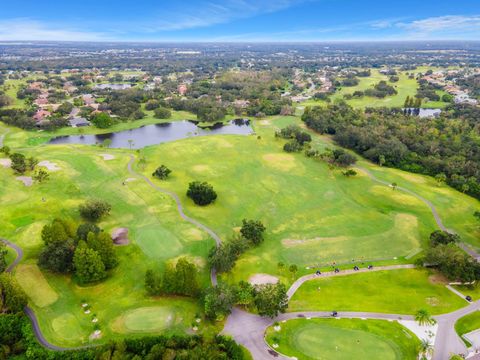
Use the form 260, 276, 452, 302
153, 107, 172, 119
0, 274, 28, 313
86, 232, 118, 270
204, 283, 237, 320
415, 309, 436, 326
240, 219, 266, 246
429, 230, 459, 247
0, 243, 7, 273
435, 173, 447, 186
38, 239, 75, 273
127, 139, 134, 150
33, 168, 49, 183
91, 112, 113, 129
475, 211, 480, 223
289, 264, 298, 279
342, 169, 357, 177
9, 153, 27, 174
187, 181, 217, 206
73, 241, 106, 283
40, 218, 76, 245
79, 199, 112, 222
235, 281, 254, 306
277, 262, 285, 273
253, 283, 288, 318
152, 165, 171, 180
145, 269, 162, 296
419, 339, 433, 359
76, 223, 100, 241
208, 237, 248, 273
391, 182, 398, 190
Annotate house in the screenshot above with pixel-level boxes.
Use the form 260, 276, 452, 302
69, 117, 90, 127
33, 109, 51, 122
83, 94, 95, 106
455, 93, 478, 105
178, 84, 188, 96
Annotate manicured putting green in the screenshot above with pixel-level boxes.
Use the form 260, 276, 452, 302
265, 318, 420, 360
52, 314, 86, 341
123, 307, 176, 332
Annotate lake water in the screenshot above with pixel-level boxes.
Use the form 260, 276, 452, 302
47, 119, 253, 149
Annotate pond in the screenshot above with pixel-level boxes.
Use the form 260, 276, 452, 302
47, 119, 253, 149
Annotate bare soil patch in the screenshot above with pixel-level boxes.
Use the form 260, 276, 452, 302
16, 176, 33, 186
38, 160, 61, 171
99, 153, 115, 161
0, 158, 11, 168
111, 227, 130, 245
248, 273, 279, 285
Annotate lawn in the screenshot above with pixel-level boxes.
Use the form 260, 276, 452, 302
289, 269, 466, 315
0, 141, 215, 346
265, 318, 420, 360
301, 69, 449, 109
455, 311, 480, 346
0, 110, 478, 346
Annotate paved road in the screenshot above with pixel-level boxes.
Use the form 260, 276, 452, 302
127, 155, 222, 285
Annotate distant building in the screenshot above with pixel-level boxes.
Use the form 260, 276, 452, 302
33, 109, 51, 122
69, 117, 91, 127
178, 84, 188, 96
455, 93, 478, 105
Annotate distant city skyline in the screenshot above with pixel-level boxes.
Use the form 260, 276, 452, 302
1, 0, 479, 42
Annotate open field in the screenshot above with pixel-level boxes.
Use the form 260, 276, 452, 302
455, 311, 480, 346
289, 269, 466, 314
301, 69, 449, 109
265, 318, 420, 360
1, 110, 479, 346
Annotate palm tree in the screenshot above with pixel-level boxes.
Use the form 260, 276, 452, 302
419, 338, 433, 359
128, 139, 135, 150
415, 309, 436, 326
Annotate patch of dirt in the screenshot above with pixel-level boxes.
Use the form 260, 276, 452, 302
262, 153, 297, 171
111, 227, 129, 245
0, 158, 11, 168
192, 164, 210, 172
16, 176, 33, 187
99, 153, 115, 161
259, 120, 271, 125
425, 297, 440, 306
248, 273, 279, 285
125, 178, 137, 183
38, 160, 61, 171
282, 236, 348, 248
428, 273, 448, 285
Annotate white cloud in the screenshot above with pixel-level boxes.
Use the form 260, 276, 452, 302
399, 15, 480, 33
0, 18, 110, 41
142, 0, 310, 31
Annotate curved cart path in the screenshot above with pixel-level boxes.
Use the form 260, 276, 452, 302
357, 165, 480, 261
1, 238, 86, 351
127, 155, 222, 285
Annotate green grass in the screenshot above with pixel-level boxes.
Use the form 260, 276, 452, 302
455, 311, 480, 346
265, 318, 420, 360
1, 106, 478, 346
289, 269, 466, 315
300, 69, 449, 109
453, 284, 480, 301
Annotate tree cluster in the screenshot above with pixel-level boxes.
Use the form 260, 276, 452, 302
38, 218, 118, 284
145, 257, 199, 297
187, 181, 217, 206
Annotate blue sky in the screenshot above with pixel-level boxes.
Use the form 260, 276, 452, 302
1, 0, 479, 42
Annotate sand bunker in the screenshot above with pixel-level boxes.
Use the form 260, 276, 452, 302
111, 228, 130, 245
99, 154, 115, 161
16, 176, 33, 187
38, 160, 61, 171
248, 273, 279, 285
0, 158, 11, 168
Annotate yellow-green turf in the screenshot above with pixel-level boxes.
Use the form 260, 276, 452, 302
455, 311, 480, 346
0, 104, 478, 346
265, 318, 420, 360
289, 269, 466, 314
